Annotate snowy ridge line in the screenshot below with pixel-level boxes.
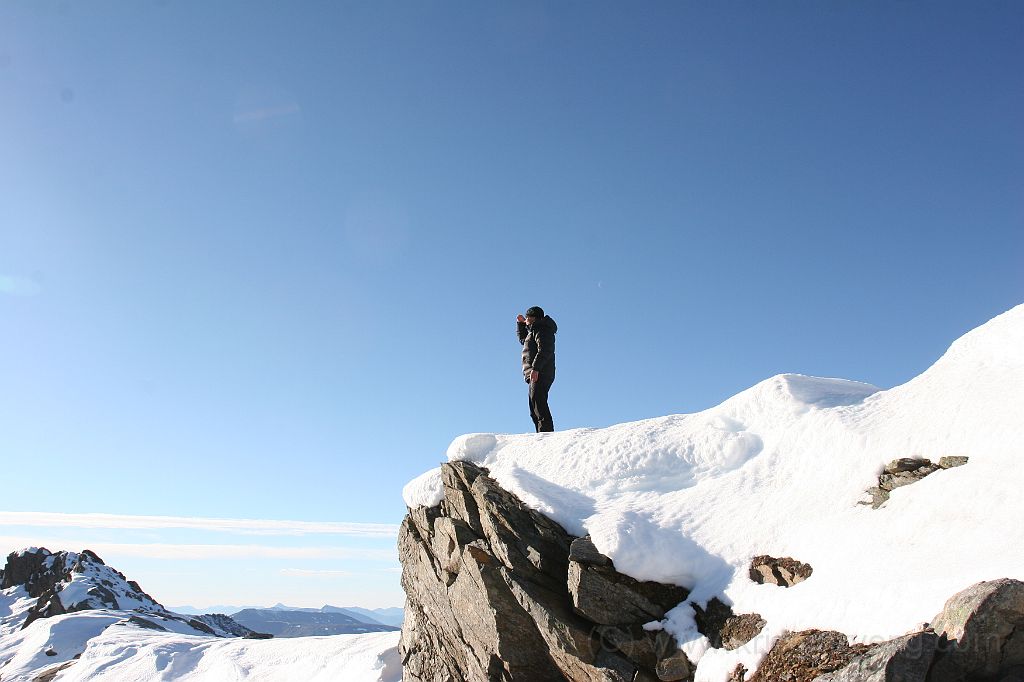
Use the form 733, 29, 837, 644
402, 302, 1024, 681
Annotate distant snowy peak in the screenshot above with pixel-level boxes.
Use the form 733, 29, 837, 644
0, 547, 253, 638
1, 547, 161, 621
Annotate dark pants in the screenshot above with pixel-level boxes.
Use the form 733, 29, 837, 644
528, 370, 555, 433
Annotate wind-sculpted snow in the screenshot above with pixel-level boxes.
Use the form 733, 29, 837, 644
408, 374, 880, 536
404, 303, 1024, 681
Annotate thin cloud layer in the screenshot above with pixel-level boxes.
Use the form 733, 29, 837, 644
0, 511, 398, 537
280, 568, 351, 578
0, 535, 397, 562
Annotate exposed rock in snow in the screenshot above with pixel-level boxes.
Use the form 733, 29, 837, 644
692, 599, 765, 651
747, 556, 813, 588
750, 629, 868, 682
861, 457, 969, 509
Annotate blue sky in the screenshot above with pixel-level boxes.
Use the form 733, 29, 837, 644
1, 2, 1021, 608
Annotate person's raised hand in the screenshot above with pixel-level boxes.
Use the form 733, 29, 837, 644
517, 314, 526, 323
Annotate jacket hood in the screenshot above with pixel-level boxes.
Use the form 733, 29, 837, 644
533, 315, 557, 333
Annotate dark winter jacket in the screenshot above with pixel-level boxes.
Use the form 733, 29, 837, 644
517, 315, 557, 382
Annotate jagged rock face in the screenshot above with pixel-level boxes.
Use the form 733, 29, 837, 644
399, 461, 695, 682
400, 462, 1023, 682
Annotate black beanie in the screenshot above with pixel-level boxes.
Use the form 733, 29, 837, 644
525, 306, 545, 318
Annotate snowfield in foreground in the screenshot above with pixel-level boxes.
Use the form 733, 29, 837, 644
0, 554, 401, 681
405, 303, 1024, 680
0, 586, 400, 682
52, 627, 400, 682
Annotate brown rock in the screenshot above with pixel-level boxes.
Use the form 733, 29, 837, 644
750, 629, 867, 682
812, 630, 937, 682
749, 555, 813, 587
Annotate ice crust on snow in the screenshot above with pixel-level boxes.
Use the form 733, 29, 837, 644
404, 304, 1024, 681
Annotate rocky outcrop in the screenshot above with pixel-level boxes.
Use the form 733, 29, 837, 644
399, 463, 1022, 682
862, 457, 969, 509
399, 461, 696, 682
1, 548, 259, 639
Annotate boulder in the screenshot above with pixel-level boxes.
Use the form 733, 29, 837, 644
927, 578, 1024, 681
811, 630, 938, 682
750, 629, 868, 682
568, 560, 689, 625
570, 537, 612, 567
749, 555, 813, 587
692, 598, 765, 650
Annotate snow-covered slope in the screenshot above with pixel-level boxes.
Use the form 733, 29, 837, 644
404, 303, 1024, 680
0, 548, 401, 681
49, 627, 400, 682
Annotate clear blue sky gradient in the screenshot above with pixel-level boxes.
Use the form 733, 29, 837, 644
1, 2, 1021, 606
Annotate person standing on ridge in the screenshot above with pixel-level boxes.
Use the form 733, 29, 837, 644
516, 306, 557, 432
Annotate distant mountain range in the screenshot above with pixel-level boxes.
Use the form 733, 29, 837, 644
168, 603, 405, 629
229, 607, 399, 638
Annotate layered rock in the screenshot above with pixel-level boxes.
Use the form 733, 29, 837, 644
399, 461, 696, 682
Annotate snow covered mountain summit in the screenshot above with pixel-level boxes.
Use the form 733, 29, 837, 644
402, 303, 1024, 681
0, 547, 251, 637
